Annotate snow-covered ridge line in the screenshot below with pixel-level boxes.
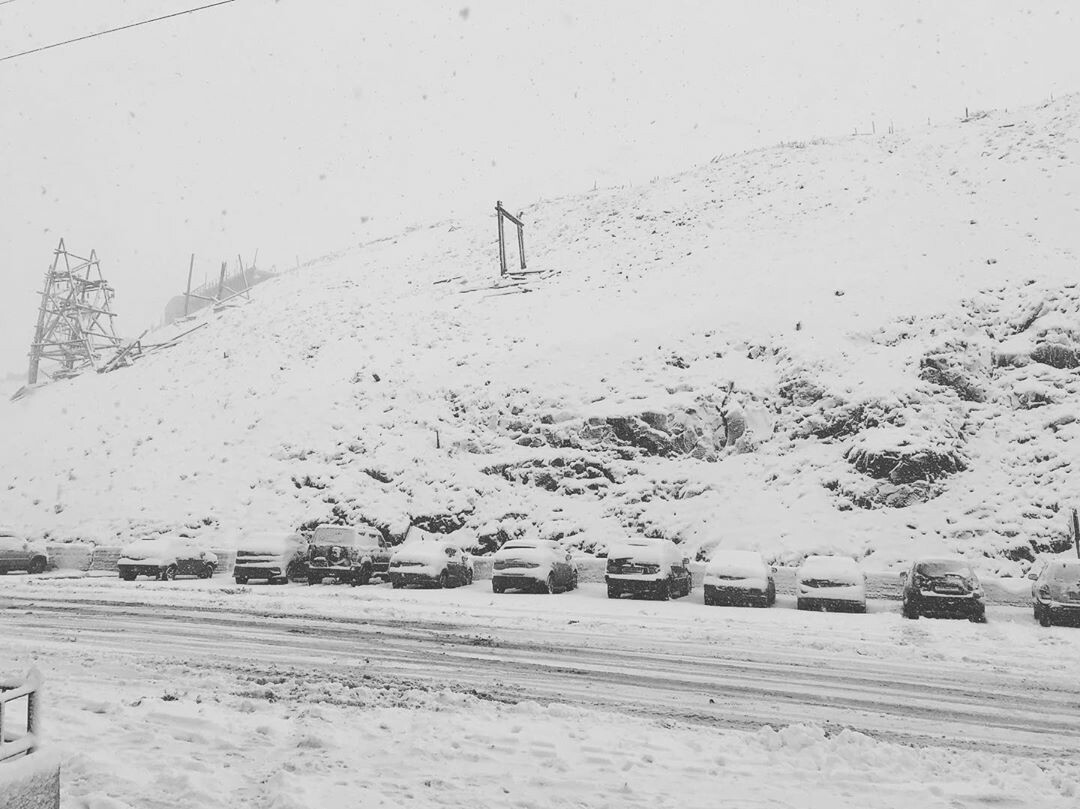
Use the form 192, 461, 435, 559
1, 95, 1079, 577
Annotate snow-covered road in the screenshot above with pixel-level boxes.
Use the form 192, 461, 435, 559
2, 576, 1079, 807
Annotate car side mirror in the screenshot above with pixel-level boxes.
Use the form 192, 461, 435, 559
899, 571, 908, 581
683, 558, 690, 567
770, 566, 777, 573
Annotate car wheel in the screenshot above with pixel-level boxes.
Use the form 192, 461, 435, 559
1039, 607, 1053, 627
198, 564, 215, 580
234, 576, 248, 585
541, 573, 555, 594
969, 610, 987, 624
438, 571, 450, 589
796, 598, 808, 611
307, 575, 321, 586
570, 570, 579, 591
606, 585, 619, 599
391, 579, 403, 589
161, 565, 178, 581
656, 580, 671, 601
902, 599, 919, 619
27, 556, 47, 575
120, 570, 137, 582
492, 581, 505, 594
353, 565, 372, 587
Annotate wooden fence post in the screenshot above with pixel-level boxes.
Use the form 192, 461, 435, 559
496, 200, 507, 276
184, 254, 195, 316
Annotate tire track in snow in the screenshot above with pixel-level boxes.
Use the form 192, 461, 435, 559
3, 595, 1076, 759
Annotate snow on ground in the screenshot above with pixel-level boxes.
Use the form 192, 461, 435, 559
3, 576, 1080, 808
3, 95, 1080, 576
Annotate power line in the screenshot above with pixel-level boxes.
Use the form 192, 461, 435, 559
0, 0, 240, 63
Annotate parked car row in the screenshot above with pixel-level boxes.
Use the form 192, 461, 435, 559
3, 523, 1079, 625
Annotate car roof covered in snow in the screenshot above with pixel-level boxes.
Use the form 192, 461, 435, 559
706, 549, 767, 576
311, 524, 358, 545
239, 531, 304, 552
607, 538, 681, 565
798, 555, 861, 578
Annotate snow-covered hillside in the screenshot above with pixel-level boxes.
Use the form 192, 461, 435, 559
3, 96, 1079, 574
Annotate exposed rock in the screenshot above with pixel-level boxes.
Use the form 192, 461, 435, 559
918, 342, 988, 402
1030, 342, 1079, 369
845, 441, 966, 484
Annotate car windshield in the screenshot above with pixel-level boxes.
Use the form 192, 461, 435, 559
915, 560, 970, 578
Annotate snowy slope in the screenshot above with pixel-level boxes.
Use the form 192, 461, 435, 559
2, 96, 1079, 574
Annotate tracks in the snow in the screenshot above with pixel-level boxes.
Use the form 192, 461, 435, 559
2, 594, 1074, 759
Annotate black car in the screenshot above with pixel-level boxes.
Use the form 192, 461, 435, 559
901, 557, 985, 622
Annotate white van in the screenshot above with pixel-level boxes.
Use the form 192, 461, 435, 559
234, 531, 307, 584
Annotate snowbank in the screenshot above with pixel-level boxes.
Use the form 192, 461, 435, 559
0, 750, 60, 809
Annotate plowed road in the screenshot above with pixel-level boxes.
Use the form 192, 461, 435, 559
2, 589, 1075, 759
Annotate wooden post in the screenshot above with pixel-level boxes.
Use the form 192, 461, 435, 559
184, 253, 194, 316
1072, 508, 1079, 560
496, 200, 507, 276
237, 253, 251, 298
517, 218, 526, 270
216, 261, 227, 300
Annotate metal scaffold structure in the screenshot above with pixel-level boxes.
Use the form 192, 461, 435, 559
27, 239, 122, 385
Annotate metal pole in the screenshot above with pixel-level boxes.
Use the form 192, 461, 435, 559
184, 253, 194, 316
1072, 508, 1079, 560
517, 221, 526, 270
216, 261, 227, 300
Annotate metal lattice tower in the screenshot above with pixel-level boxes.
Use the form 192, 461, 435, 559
27, 239, 121, 385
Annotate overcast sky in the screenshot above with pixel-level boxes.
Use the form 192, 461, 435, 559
2, 0, 1080, 379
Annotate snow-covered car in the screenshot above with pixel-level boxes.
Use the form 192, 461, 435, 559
491, 538, 579, 594
306, 524, 390, 586
1030, 558, 1080, 627
0, 530, 48, 575
388, 538, 473, 589
605, 538, 692, 601
795, 555, 866, 613
901, 557, 985, 622
233, 531, 308, 584
703, 549, 775, 607
118, 537, 218, 581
